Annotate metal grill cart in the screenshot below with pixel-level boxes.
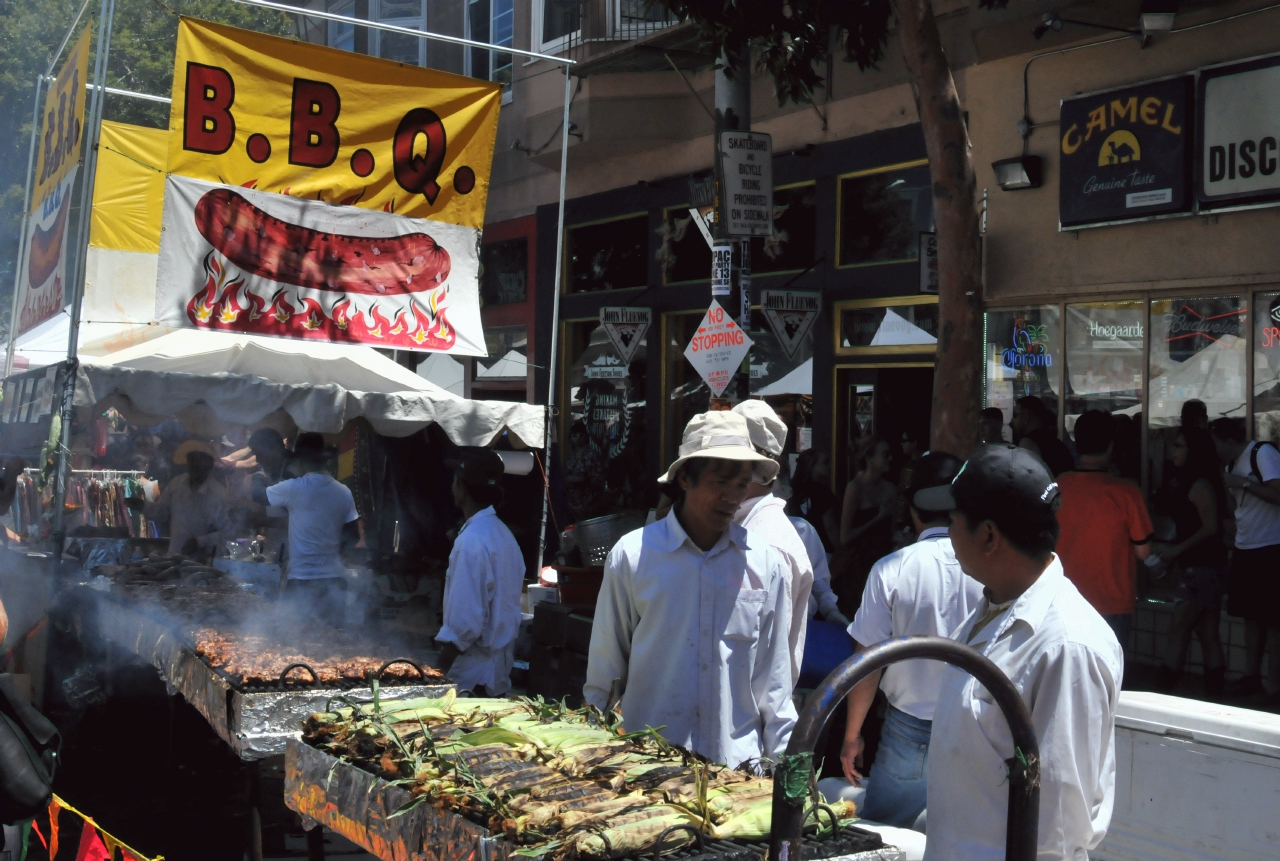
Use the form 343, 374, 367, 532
74, 586, 453, 860
284, 738, 903, 861
769, 637, 1041, 861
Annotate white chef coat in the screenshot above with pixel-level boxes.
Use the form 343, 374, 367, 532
925, 556, 1122, 861
735, 493, 813, 686
584, 508, 797, 767
437, 506, 526, 696
846, 526, 983, 721
789, 515, 840, 620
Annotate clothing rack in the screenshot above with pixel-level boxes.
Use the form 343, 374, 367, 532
70, 469, 146, 478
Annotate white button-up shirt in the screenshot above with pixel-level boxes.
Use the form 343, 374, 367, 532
789, 516, 841, 621
437, 507, 526, 696
735, 493, 813, 686
925, 556, 1122, 861
846, 526, 983, 721
584, 509, 797, 767
145, 474, 233, 556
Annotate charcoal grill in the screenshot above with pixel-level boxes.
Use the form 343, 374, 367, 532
285, 739, 903, 861
81, 587, 453, 760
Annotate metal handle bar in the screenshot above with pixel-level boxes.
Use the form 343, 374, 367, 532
768, 636, 1040, 861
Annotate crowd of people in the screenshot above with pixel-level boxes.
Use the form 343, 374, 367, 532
579, 393, 1280, 859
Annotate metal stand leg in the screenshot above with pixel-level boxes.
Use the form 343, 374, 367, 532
247, 761, 263, 861
306, 826, 325, 861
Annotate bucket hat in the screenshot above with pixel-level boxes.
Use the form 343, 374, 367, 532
172, 439, 215, 464
658, 411, 779, 484
732, 399, 788, 457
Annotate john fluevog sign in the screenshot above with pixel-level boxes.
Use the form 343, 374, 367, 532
1059, 76, 1193, 226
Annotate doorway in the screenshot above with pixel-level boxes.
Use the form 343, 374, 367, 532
833, 363, 934, 491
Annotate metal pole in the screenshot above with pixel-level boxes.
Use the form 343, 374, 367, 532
4, 75, 47, 378
535, 65, 574, 573
713, 51, 750, 402
767, 636, 1041, 861
52, 0, 114, 551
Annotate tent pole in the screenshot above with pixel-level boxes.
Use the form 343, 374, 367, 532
535, 65, 574, 573
4, 75, 46, 379
52, 0, 114, 555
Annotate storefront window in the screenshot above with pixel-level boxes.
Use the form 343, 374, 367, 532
984, 306, 1062, 439
837, 299, 939, 352
1064, 301, 1145, 435
566, 214, 649, 293
1148, 296, 1247, 428
838, 162, 933, 267
479, 237, 527, 307
563, 320, 649, 520
752, 183, 817, 274
1255, 291, 1280, 445
474, 325, 527, 380
658, 207, 712, 285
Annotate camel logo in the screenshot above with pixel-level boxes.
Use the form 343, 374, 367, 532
1100, 131, 1141, 166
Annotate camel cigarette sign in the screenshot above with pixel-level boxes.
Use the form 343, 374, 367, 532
1059, 76, 1192, 226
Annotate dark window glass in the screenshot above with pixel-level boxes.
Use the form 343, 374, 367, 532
480, 237, 527, 307
566, 215, 648, 293
838, 164, 934, 267
658, 208, 712, 285
543, 0, 580, 43
752, 183, 817, 274
839, 302, 939, 349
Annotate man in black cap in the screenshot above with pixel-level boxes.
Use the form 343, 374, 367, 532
915, 445, 1121, 861
434, 450, 525, 695
839, 452, 982, 827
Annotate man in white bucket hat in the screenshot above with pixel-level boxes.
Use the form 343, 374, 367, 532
584, 410, 797, 766
731, 399, 815, 685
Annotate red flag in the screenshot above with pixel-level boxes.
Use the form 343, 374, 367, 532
73, 822, 111, 861
48, 799, 62, 860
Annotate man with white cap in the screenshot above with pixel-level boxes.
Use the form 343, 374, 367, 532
730, 400, 817, 684
142, 439, 233, 558
585, 410, 797, 767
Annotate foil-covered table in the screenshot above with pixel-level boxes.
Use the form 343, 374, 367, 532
89, 593, 453, 761
284, 741, 905, 861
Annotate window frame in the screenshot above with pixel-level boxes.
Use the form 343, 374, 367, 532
466, 0, 514, 103
532, 0, 582, 56
562, 210, 651, 295
835, 157, 931, 270
371, 0, 427, 66
833, 295, 941, 357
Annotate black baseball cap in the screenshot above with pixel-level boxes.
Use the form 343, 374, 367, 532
914, 444, 1060, 517
292, 432, 328, 462
909, 451, 965, 512
455, 449, 505, 489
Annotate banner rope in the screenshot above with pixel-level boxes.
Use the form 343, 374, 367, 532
49, 794, 164, 861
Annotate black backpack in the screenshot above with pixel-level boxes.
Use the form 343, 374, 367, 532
0, 674, 60, 824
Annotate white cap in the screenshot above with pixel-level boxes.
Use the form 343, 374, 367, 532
732, 399, 788, 458
658, 411, 780, 484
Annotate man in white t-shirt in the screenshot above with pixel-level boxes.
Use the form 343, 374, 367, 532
840, 452, 982, 827
1210, 418, 1280, 697
266, 433, 363, 624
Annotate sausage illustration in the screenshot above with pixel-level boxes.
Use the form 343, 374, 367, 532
26, 188, 73, 288
194, 188, 450, 296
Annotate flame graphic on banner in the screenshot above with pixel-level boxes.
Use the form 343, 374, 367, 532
185, 251, 457, 350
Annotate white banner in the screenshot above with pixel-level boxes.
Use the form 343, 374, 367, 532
155, 174, 485, 355
15, 166, 79, 337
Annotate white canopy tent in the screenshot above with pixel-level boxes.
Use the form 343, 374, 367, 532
74, 330, 544, 448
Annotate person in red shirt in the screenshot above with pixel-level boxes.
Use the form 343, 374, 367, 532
1056, 410, 1154, 654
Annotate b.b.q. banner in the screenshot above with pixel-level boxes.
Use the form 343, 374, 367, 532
156, 18, 499, 354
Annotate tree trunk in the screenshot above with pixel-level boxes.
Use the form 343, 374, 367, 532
892, 0, 983, 458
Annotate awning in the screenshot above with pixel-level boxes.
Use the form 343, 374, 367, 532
74, 330, 544, 448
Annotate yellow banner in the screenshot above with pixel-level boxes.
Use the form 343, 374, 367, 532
91, 121, 168, 253
166, 18, 501, 229
32, 28, 90, 210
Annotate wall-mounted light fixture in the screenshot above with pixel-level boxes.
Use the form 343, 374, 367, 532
1140, 0, 1178, 33
1033, 11, 1149, 47
992, 155, 1043, 191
